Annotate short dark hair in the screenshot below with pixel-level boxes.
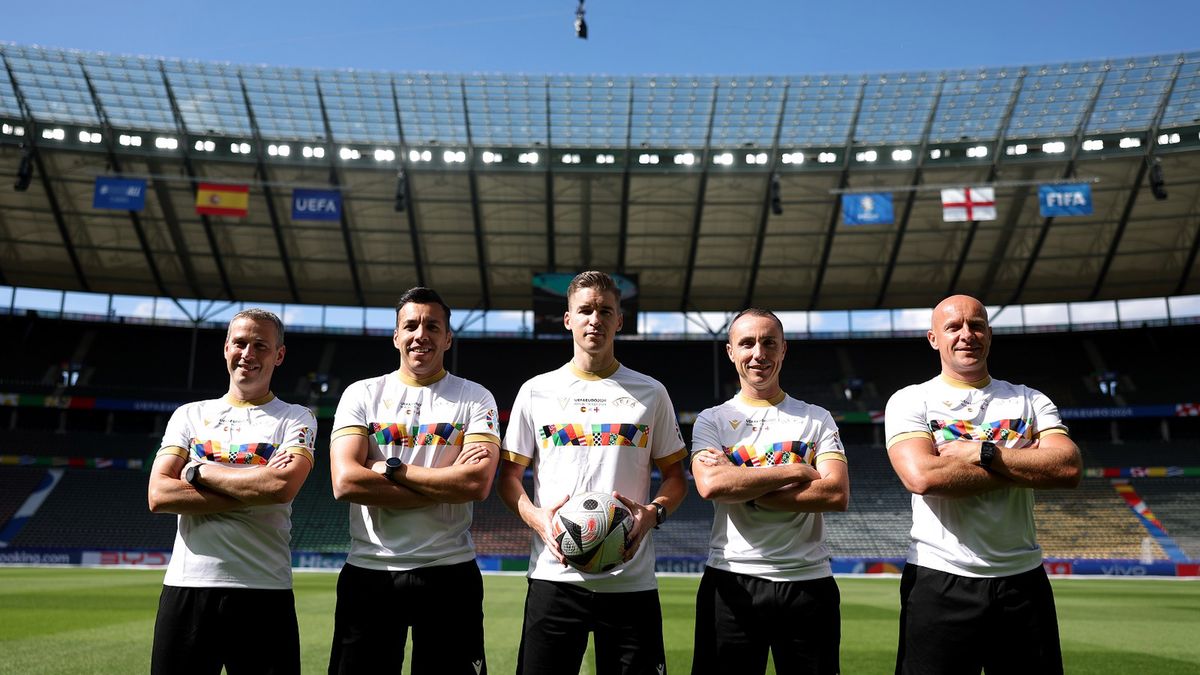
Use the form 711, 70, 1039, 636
395, 287, 452, 327
566, 270, 621, 308
230, 308, 285, 346
727, 308, 784, 343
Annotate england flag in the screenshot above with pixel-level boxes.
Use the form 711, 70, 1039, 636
941, 187, 996, 222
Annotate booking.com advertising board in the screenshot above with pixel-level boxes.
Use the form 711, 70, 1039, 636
0, 549, 1195, 577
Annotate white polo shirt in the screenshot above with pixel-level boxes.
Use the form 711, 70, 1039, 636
157, 393, 317, 589
691, 392, 846, 582
885, 374, 1068, 577
331, 369, 500, 571
503, 361, 688, 593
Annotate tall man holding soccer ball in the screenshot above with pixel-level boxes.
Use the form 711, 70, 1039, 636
690, 308, 850, 675
499, 270, 689, 674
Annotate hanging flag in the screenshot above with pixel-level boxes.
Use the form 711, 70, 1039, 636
195, 183, 249, 217
291, 188, 342, 221
93, 177, 147, 211
941, 187, 996, 222
842, 192, 894, 226
1039, 183, 1093, 217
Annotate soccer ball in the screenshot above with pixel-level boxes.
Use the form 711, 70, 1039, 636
552, 492, 633, 573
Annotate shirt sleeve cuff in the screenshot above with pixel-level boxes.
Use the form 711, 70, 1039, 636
156, 446, 189, 460
331, 425, 368, 441
501, 450, 532, 466
886, 430, 933, 450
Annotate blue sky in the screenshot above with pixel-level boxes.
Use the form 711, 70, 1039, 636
5, 1, 1195, 76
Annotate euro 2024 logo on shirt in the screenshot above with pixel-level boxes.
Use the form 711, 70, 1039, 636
298, 426, 316, 450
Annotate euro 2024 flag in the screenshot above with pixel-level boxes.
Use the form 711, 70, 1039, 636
941, 186, 996, 222
93, 176, 147, 211
1039, 183, 1093, 217
842, 193, 894, 225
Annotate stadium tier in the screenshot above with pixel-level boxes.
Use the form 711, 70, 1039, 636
2, 438, 1196, 567
2, 44, 1200, 311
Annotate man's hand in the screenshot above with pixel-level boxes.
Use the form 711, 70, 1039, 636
454, 444, 491, 465
267, 451, 295, 469
934, 439, 983, 465
692, 448, 733, 468
531, 494, 571, 565
613, 492, 658, 562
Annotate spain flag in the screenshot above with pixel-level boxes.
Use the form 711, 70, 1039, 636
195, 182, 249, 217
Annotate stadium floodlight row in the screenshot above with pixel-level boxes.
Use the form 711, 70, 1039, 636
1, 42, 1199, 314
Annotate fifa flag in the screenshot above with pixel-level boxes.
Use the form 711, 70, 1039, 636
842, 192, 894, 225
1039, 183, 1093, 217
93, 176, 146, 211
941, 187, 996, 222
195, 183, 249, 217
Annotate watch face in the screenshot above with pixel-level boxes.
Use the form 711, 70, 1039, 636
386, 457, 403, 469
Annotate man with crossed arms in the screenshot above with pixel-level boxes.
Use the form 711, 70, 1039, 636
885, 295, 1081, 674
148, 308, 316, 675
690, 308, 849, 675
328, 287, 499, 674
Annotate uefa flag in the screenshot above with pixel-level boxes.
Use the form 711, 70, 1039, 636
195, 183, 249, 217
842, 192, 894, 225
941, 187, 996, 222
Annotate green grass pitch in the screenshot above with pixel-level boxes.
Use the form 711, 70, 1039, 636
1, 568, 1198, 673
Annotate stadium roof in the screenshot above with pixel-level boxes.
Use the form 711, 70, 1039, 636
1, 43, 1199, 311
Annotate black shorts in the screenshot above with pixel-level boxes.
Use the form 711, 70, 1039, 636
328, 560, 486, 675
151, 585, 299, 675
691, 566, 840, 675
896, 563, 1063, 675
517, 578, 666, 675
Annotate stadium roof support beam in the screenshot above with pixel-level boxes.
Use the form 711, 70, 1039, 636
875, 80, 945, 308
743, 84, 790, 309
808, 79, 868, 310
1175, 214, 1200, 296
680, 83, 720, 312
2, 54, 89, 292
617, 81, 635, 274
460, 80, 492, 310
947, 70, 1026, 296
159, 63, 235, 301
238, 74, 299, 304
314, 78, 366, 307
544, 80, 556, 272
1009, 68, 1110, 306
389, 79, 426, 288
1090, 60, 1183, 301
79, 62, 176, 299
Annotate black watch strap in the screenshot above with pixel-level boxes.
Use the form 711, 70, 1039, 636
652, 502, 666, 529
979, 441, 997, 469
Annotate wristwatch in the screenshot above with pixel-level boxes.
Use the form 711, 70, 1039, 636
184, 464, 202, 487
979, 441, 997, 469
383, 457, 404, 482
652, 502, 666, 529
